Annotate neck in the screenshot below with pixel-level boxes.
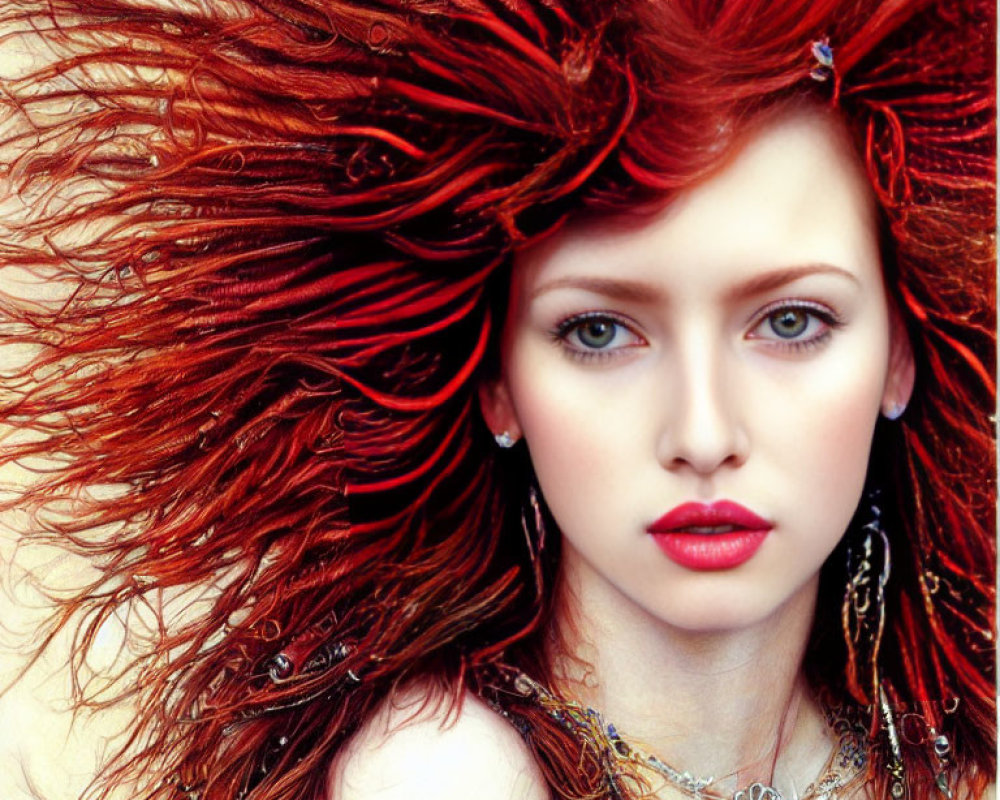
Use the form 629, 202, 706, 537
547, 548, 833, 797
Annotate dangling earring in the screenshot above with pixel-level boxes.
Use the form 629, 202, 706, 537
521, 483, 547, 597
848, 493, 907, 796
842, 489, 891, 702
879, 686, 908, 800
928, 725, 953, 798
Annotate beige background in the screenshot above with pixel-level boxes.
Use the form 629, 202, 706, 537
0, 26, 132, 798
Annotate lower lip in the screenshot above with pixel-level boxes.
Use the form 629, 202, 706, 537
650, 530, 769, 570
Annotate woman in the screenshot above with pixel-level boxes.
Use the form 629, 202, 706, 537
0, 0, 993, 799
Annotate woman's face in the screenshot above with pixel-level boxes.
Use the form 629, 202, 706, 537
481, 112, 914, 633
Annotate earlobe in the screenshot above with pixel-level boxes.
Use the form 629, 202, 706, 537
881, 309, 915, 420
477, 379, 522, 446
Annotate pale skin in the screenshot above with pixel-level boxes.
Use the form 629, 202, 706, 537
328, 111, 915, 798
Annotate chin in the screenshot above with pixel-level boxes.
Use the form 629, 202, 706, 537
644, 578, 819, 637
653, 602, 780, 635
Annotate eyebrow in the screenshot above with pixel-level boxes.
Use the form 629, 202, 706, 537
725, 263, 861, 299
531, 263, 860, 303
531, 264, 861, 303
530, 276, 664, 303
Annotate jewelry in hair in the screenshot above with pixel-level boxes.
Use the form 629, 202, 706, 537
810, 36, 834, 82
267, 653, 294, 683
494, 431, 516, 448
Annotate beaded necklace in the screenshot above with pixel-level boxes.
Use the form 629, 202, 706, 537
508, 672, 869, 800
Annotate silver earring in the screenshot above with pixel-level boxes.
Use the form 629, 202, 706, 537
929, 726, 953, 798
494, 431, 516, 448
843, 489, 891, 701
879, 686, 907, 799
883, 401, 907, 420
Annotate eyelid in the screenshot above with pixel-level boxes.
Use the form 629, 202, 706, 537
745, 299, 843, 348
746, 299, 842, 332
552, 311, 647, 359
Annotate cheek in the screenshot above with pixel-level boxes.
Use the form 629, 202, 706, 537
759, 349, 887, 519
503, 347, 640, 518
514, 380, 629, 490
805, 392, 878, 503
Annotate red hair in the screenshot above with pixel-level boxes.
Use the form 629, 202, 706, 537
0, 0, 992, 798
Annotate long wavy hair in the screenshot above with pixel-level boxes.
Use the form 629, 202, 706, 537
0, 0, 993, 798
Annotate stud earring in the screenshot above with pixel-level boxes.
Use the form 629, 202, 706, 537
494, 431, 517, 449
882, 401, 907, 421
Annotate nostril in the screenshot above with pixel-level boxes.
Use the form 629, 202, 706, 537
659, 402, 748, 475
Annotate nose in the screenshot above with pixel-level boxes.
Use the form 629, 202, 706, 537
656, 332, 749, 475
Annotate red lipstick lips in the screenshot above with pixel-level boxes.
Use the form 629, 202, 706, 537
647, 501, 772, 570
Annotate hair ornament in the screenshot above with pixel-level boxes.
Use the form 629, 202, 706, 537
1, 0, 991, 797
810, 36, 835, 82
265, 639, 355, 687
266, 653, 294, 683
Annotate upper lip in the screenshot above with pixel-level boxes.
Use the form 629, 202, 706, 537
647, 501, 772, 534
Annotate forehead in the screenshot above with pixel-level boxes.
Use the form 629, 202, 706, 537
513, 112, 878, 293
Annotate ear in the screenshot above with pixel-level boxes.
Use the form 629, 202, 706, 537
477, 378, 522, 445
881, 306, 915, 420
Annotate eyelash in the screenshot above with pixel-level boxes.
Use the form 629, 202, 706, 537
551, 301, 844, 361
747, 300, 844, 352
551, 311, 644, 362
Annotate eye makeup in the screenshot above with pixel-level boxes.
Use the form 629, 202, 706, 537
549, 311, 646, 363
745, 298, 845, 353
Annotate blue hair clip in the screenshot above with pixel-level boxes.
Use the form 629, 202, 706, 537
810, 37, 834, 81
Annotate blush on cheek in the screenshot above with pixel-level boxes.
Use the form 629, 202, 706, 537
517, 405, 623, 528
523, 416, 604, 494
806, 393, 882, 509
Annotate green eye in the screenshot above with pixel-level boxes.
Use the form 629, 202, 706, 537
576, 319, 617, 348
555, 313, 643, 359
749, 302, 840, 349
768, 309, 809, 338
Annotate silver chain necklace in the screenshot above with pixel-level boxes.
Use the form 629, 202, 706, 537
510, 672, 868, 800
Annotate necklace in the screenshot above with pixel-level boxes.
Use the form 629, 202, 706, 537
508, 672, 869, 800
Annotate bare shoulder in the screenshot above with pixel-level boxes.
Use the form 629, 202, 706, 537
326, 683, 549, 800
